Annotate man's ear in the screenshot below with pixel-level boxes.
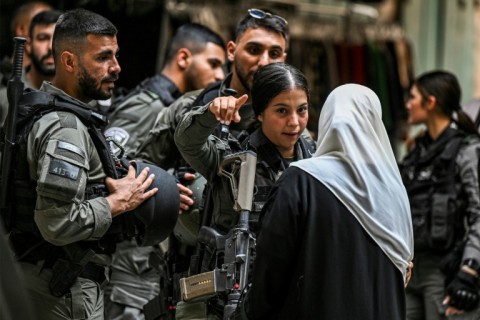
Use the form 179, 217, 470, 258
16, 25, 27, 39
226, 41, 236, 63
25, 37, 32, 56
257, 113, 263, 123
177, 48, 192, 69
60, 51, 76, 73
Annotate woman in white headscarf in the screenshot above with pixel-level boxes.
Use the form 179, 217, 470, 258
235, 84, 414, 320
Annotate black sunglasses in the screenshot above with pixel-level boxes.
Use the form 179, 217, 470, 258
248, 8, 288, 26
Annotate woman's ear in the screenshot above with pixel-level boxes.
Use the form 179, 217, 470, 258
257, 113, 263, 122
426, 95, 437, 111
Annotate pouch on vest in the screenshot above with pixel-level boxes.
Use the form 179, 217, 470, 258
430, 192, 457, 250
405, 132, 466, 253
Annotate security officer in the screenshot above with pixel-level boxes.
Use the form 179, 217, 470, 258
400, 70, 480, 319
3, 9, 178, 320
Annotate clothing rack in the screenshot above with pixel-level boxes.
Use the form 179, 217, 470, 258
288, 16, 413, 157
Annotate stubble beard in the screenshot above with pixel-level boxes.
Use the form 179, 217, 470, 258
30, 50, 55, 77
234, 59, 252, 93
78, 67, 112, 101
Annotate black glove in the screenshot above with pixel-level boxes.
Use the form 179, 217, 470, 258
175, 166, 195, 184
445, 270, 480, 311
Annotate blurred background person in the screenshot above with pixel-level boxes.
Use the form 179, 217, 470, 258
400, 70, 480, 319
0, 2, 54, 129
24, 10, 62, 89
6, 1, 53, 73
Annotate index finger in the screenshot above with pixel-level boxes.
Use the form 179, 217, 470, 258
232, 94, 249, 123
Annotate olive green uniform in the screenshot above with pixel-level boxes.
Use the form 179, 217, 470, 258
105, 75, 182, 159
134, 89, 202, 167
18, 82, 112, 320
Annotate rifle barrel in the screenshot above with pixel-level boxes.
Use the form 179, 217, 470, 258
0, 37, 26, 216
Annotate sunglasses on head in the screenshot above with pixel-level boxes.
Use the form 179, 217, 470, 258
248, 8, 288, 26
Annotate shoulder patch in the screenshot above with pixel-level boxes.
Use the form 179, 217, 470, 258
57, 141, 85, 159
48, 158, 80, 180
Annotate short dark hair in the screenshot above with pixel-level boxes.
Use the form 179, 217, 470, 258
235, 10, 289, 49
251, 62, 309, 117
164, 23, 225, 63
29, 10, 63, 38
52, 9, 117, 62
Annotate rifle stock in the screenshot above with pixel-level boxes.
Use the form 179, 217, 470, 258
0, 37, 26, 225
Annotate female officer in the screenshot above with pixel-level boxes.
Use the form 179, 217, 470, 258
174, 62, 314, 234
400, 70, 480, 319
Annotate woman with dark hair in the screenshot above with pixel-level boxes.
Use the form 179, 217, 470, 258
174, 62, 314, 318
234, 84, 414, 319
175, 62, 314, 232
400, 70, 480, 319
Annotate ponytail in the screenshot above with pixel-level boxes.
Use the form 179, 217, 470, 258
454, 109, 479, 136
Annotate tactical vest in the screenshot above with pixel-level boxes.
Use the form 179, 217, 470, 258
400, 130, 468, 253
4, 89, 130, 260
239, 128, 315, 220
108, 74, 181, 116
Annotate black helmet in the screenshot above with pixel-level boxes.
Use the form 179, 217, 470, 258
131, 161, 179, 246
173, 173, 207, 246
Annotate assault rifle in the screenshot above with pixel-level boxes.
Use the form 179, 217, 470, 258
0, 37, 26, 225
179, 150, 257, 319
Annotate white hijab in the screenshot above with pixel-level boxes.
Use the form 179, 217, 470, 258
291, 84, 414, 280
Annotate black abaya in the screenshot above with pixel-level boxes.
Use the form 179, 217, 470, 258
243, 166, 406, 320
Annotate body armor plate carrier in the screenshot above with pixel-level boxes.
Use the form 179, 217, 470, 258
401, 130, 468, 253
2, 89, 131, 262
